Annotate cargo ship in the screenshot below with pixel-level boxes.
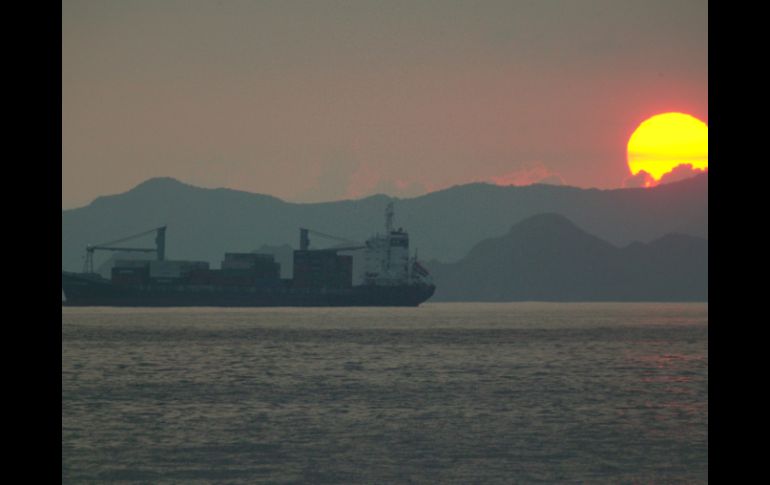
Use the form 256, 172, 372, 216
61, 204, 435, 307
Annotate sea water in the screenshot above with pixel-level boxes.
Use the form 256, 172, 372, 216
62, 302, 708, 483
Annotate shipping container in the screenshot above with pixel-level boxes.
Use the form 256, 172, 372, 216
113, 260, 151, 269
185, 269, 214, 285
150, 260, 210, 278
223, 253, 274, 262
111, 274, 147, 285
292, 251, 352, 289
221, 253, 278, 272
111, 266, 149, 284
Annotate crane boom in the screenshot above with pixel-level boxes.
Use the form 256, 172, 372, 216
87, 246, 158, 253
93, 227, 162, 249
83, 226, 166, 274
298, 227, 364, 252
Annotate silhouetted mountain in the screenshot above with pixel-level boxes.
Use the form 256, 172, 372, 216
428, 213, 707, 301
62, 174, 707, 273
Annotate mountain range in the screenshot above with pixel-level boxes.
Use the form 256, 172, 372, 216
427, 213, 707, 301
62, 174, 707, 276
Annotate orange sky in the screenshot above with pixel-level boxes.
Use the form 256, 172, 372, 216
63, 0, 707, 209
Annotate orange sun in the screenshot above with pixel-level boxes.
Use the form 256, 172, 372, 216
627, 112, 708, 186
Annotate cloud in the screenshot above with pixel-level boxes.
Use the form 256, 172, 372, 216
658, 164, 708, 185
347, 163, 430, 199
297, 158, 359, 202
370, 178, 428, 198
623, 164, 707, 189
535, 174, 566, 186
303, 159, 570, 201
486, 162, 565, 187
624, 170, 655, 188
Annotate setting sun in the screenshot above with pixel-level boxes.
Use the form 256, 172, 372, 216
627, 112, 708, 186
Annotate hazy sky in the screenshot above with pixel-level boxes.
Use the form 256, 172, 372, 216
62, 0, 707, 209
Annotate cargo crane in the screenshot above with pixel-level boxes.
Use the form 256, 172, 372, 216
299, 228, 366, 252
83, 226, 166, 274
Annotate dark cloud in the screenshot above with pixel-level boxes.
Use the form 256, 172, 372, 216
623, 164, 707, 188
624, 170, 655, 188
658, 164, 707, 185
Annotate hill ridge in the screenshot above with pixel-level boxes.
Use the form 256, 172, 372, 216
63, 174, 707, 272
428, 212, 707, 301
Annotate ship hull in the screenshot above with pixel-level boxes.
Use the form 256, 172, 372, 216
62, 271, 435, 307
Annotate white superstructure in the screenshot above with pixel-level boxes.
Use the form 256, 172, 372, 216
363, 203, 432, 286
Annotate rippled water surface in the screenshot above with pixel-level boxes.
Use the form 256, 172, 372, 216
62, 302, 708, 483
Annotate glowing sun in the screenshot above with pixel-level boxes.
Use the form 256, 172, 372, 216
627, 112, 708, 186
